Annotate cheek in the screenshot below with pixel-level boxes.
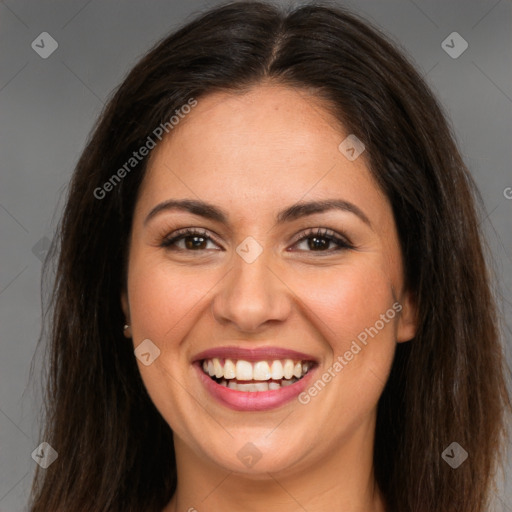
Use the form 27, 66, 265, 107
293, 259, 399, 404
294, 263, 398, 428
127, 255, 216, 343
125, 256, 215, 429
293, 260, 398, 345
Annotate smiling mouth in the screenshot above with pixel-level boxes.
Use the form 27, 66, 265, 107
201, 357, 314, 391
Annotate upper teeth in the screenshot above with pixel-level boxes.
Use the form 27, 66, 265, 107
202, 358, 311, 381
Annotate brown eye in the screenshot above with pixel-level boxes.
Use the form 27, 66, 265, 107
291, 228, 353, 252
305, 235, 331, 251
182, 234, 209, 250
161, 229, 221, 251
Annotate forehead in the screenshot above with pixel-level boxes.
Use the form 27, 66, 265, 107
138, 84, 386, 223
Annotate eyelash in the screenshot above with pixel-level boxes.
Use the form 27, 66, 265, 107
160, 227, 354, 253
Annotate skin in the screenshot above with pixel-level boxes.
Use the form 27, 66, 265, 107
121, 83, 417, 512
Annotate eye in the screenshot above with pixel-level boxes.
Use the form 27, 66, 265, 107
290, 228, 354, 252
160, 227, 354, 253
160, 228, 221, 251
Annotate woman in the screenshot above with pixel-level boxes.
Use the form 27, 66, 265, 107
29, 2, 511, 511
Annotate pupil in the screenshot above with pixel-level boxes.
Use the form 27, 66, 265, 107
309, 236, 328, 250
185, 236, 206, 250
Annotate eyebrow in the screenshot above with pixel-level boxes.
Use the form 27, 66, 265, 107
144, 198, 372, 228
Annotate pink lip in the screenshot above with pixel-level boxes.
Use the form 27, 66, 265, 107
193, 346, 318, 363
194, 362, 318, 412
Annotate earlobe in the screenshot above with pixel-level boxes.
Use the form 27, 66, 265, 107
396, 290, 418, 343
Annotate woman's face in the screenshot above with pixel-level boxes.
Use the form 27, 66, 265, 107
122, 84, 416, 476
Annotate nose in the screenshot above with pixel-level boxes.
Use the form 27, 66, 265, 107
210, 246, 292, 333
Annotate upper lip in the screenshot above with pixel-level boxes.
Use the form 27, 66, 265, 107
192, 346, 318, 363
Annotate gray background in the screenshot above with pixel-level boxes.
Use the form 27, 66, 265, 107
0, 0, 511, 510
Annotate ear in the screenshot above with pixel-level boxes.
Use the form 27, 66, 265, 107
396, 289, 418, 343
121, 291, 131, 338
121, 291, 130, 319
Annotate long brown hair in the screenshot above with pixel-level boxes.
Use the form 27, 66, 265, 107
29, 2, 511, 511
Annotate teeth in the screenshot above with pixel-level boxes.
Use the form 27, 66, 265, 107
201, 357, 313, 382
283, 360, 294, 379
213, 358, 223, 378
207, 360, 215, 377
237, 382, 269, 392
223, 359, 236, 379
235, 360, 253, 380
221, 378, 298, 391
271, 360, 283, 380
253, 361, 271, 380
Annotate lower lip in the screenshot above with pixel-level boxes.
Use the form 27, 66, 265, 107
195, 363, 316, 411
